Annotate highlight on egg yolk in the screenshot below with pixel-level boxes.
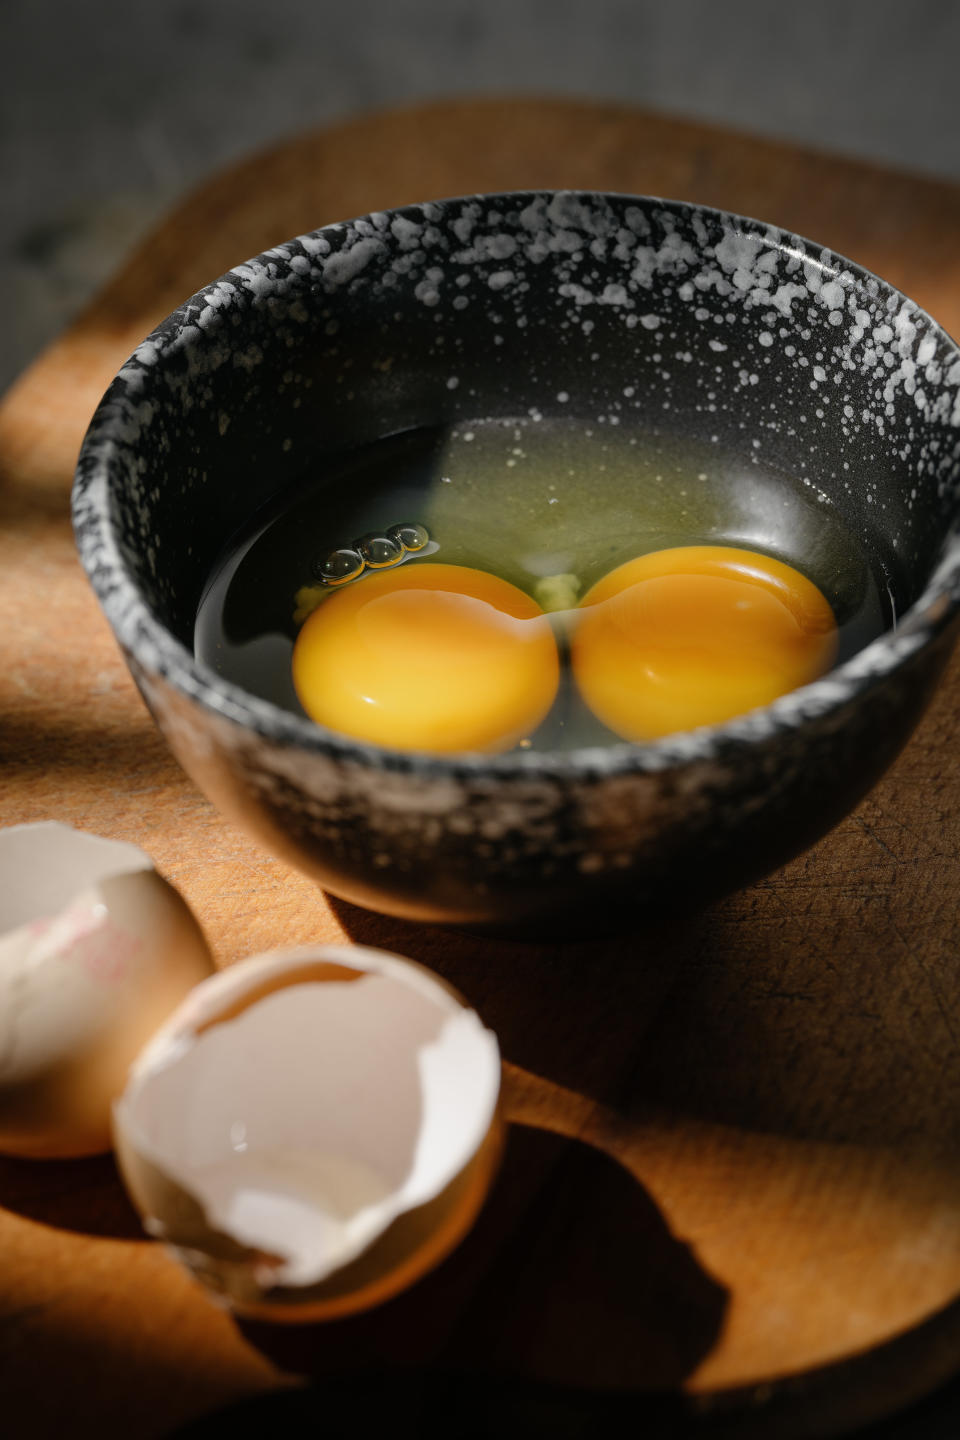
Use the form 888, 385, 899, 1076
571, 545, 839, 741
292, 563, 560, 753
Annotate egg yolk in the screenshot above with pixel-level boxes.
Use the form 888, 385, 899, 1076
292, 562, 560, 753
571, 545, 839, 741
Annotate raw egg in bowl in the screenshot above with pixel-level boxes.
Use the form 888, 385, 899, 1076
73, 193, 960, 934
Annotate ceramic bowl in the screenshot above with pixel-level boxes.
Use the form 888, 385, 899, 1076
73, 193, 960, 933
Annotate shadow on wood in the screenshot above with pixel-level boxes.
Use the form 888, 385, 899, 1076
239, 1124, 729, 1391
0, 1152, 143, 1240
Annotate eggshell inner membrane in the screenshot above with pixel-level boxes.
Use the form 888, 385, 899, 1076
115, 947, 501, 1289
0, 824, 152, 933
0, 823, 214, 1158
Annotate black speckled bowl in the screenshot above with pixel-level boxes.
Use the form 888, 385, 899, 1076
74, 193, 960, 933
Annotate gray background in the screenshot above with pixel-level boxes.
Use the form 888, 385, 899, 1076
4, 0, 960, 392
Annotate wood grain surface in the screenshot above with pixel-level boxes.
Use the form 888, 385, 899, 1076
2, 99, 960, 1439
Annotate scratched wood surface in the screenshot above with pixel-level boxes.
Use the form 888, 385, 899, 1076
2, 99, 960, 1439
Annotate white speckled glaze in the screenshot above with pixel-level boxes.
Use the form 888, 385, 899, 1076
73, 193, 960, 931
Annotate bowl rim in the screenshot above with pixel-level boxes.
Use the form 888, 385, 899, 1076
73, 189, 960, 780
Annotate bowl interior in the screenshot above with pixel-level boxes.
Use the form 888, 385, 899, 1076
79, 193, 960, 738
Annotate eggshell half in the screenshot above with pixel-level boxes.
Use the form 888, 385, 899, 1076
113, 945, 502, 1321
0, 823, 215, 1158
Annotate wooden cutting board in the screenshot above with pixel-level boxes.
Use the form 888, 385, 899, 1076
3, 99, 960, 1439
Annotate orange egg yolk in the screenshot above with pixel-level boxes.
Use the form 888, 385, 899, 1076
292, 562, 560, 753
571, 545, 839, 741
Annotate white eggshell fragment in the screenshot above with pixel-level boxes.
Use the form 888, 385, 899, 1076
0, 822, 215, 1159
113, 945, 502, 1321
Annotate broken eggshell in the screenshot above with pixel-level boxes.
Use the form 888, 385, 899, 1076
0, 822, 215, 1159
112, 945, 503, 1322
